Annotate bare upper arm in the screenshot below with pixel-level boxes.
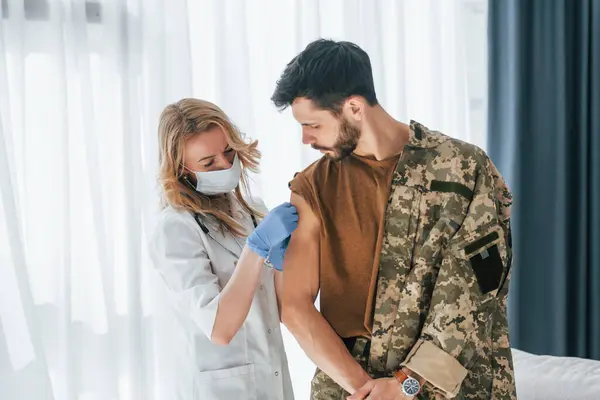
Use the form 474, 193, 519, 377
281, 192, 320, 306
274, 270, 283, 319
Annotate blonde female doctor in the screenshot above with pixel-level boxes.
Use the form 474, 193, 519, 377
150, 98, 296, 400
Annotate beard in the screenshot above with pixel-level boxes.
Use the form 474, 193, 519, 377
312, 117, 361, 161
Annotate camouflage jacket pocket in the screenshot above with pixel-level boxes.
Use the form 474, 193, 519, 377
448, 191, 510, 302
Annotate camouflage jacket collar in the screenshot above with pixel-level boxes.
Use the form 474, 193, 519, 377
407, 120, 449, 149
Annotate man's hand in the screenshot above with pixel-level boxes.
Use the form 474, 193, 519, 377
347, 378, 409, 400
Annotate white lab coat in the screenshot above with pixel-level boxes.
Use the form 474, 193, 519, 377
149, 196, 294, 400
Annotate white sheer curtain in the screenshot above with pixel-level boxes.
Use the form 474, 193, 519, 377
0, 0, 487, 399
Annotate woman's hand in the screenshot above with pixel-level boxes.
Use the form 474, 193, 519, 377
267, 236, 290, 271
247, 202, 298, 259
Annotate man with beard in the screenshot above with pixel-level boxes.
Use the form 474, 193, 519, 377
271, 39, 517, 400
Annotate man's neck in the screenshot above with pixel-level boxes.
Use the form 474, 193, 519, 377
353, 106, 410, 161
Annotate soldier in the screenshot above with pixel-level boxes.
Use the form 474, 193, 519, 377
272, 39, 516, 400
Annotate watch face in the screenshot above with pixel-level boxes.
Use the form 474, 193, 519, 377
402, 377, 421, 396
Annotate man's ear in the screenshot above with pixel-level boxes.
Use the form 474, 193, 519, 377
343, 96, 365, 122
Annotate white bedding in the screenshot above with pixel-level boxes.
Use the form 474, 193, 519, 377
512, 348, 600, 399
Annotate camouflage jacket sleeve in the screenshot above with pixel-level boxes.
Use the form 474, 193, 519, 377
401, 156, 513, 398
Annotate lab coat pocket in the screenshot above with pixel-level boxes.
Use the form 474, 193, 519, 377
196, 363, 257, 400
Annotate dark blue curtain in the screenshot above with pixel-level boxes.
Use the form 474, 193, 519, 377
488, 0, 600, 360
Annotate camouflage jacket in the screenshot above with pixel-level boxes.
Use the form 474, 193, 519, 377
368, 121, 516, 399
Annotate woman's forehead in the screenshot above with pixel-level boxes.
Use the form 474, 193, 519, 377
185, 126, 228, 159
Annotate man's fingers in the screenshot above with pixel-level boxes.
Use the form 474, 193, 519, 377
347, 380, 376, 400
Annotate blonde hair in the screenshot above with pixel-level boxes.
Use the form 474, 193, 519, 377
158, 98, 262, 237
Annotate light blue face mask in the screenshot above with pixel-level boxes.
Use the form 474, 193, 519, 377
188, 154, 242, 195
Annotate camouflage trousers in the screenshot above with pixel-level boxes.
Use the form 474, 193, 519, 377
310, 337, 370, 400
310, 337, 440, 400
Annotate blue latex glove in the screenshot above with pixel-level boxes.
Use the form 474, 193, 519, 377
247, 202, 298, 259
267, 236, 291, 271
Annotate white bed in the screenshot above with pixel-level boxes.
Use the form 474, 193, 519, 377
512, 348, 600, 399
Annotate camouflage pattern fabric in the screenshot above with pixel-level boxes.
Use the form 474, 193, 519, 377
368, 121, 516, 399
310, 338, 369, 400
310, 337, 444, 400
310, 121, 516, 399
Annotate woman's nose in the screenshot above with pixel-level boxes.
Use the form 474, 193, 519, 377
217, 154, 233, 169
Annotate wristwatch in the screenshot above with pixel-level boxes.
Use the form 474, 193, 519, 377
394, 369, 422, 397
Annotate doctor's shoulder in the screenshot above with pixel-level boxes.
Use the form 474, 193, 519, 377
154, 206, 200, 235
149, 206, 205, 262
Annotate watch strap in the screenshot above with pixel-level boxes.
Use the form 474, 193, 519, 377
394, 369, 409, 383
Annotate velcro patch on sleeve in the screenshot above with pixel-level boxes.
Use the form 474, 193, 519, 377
469, 244, 503, 294
430, 180, 474, 200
